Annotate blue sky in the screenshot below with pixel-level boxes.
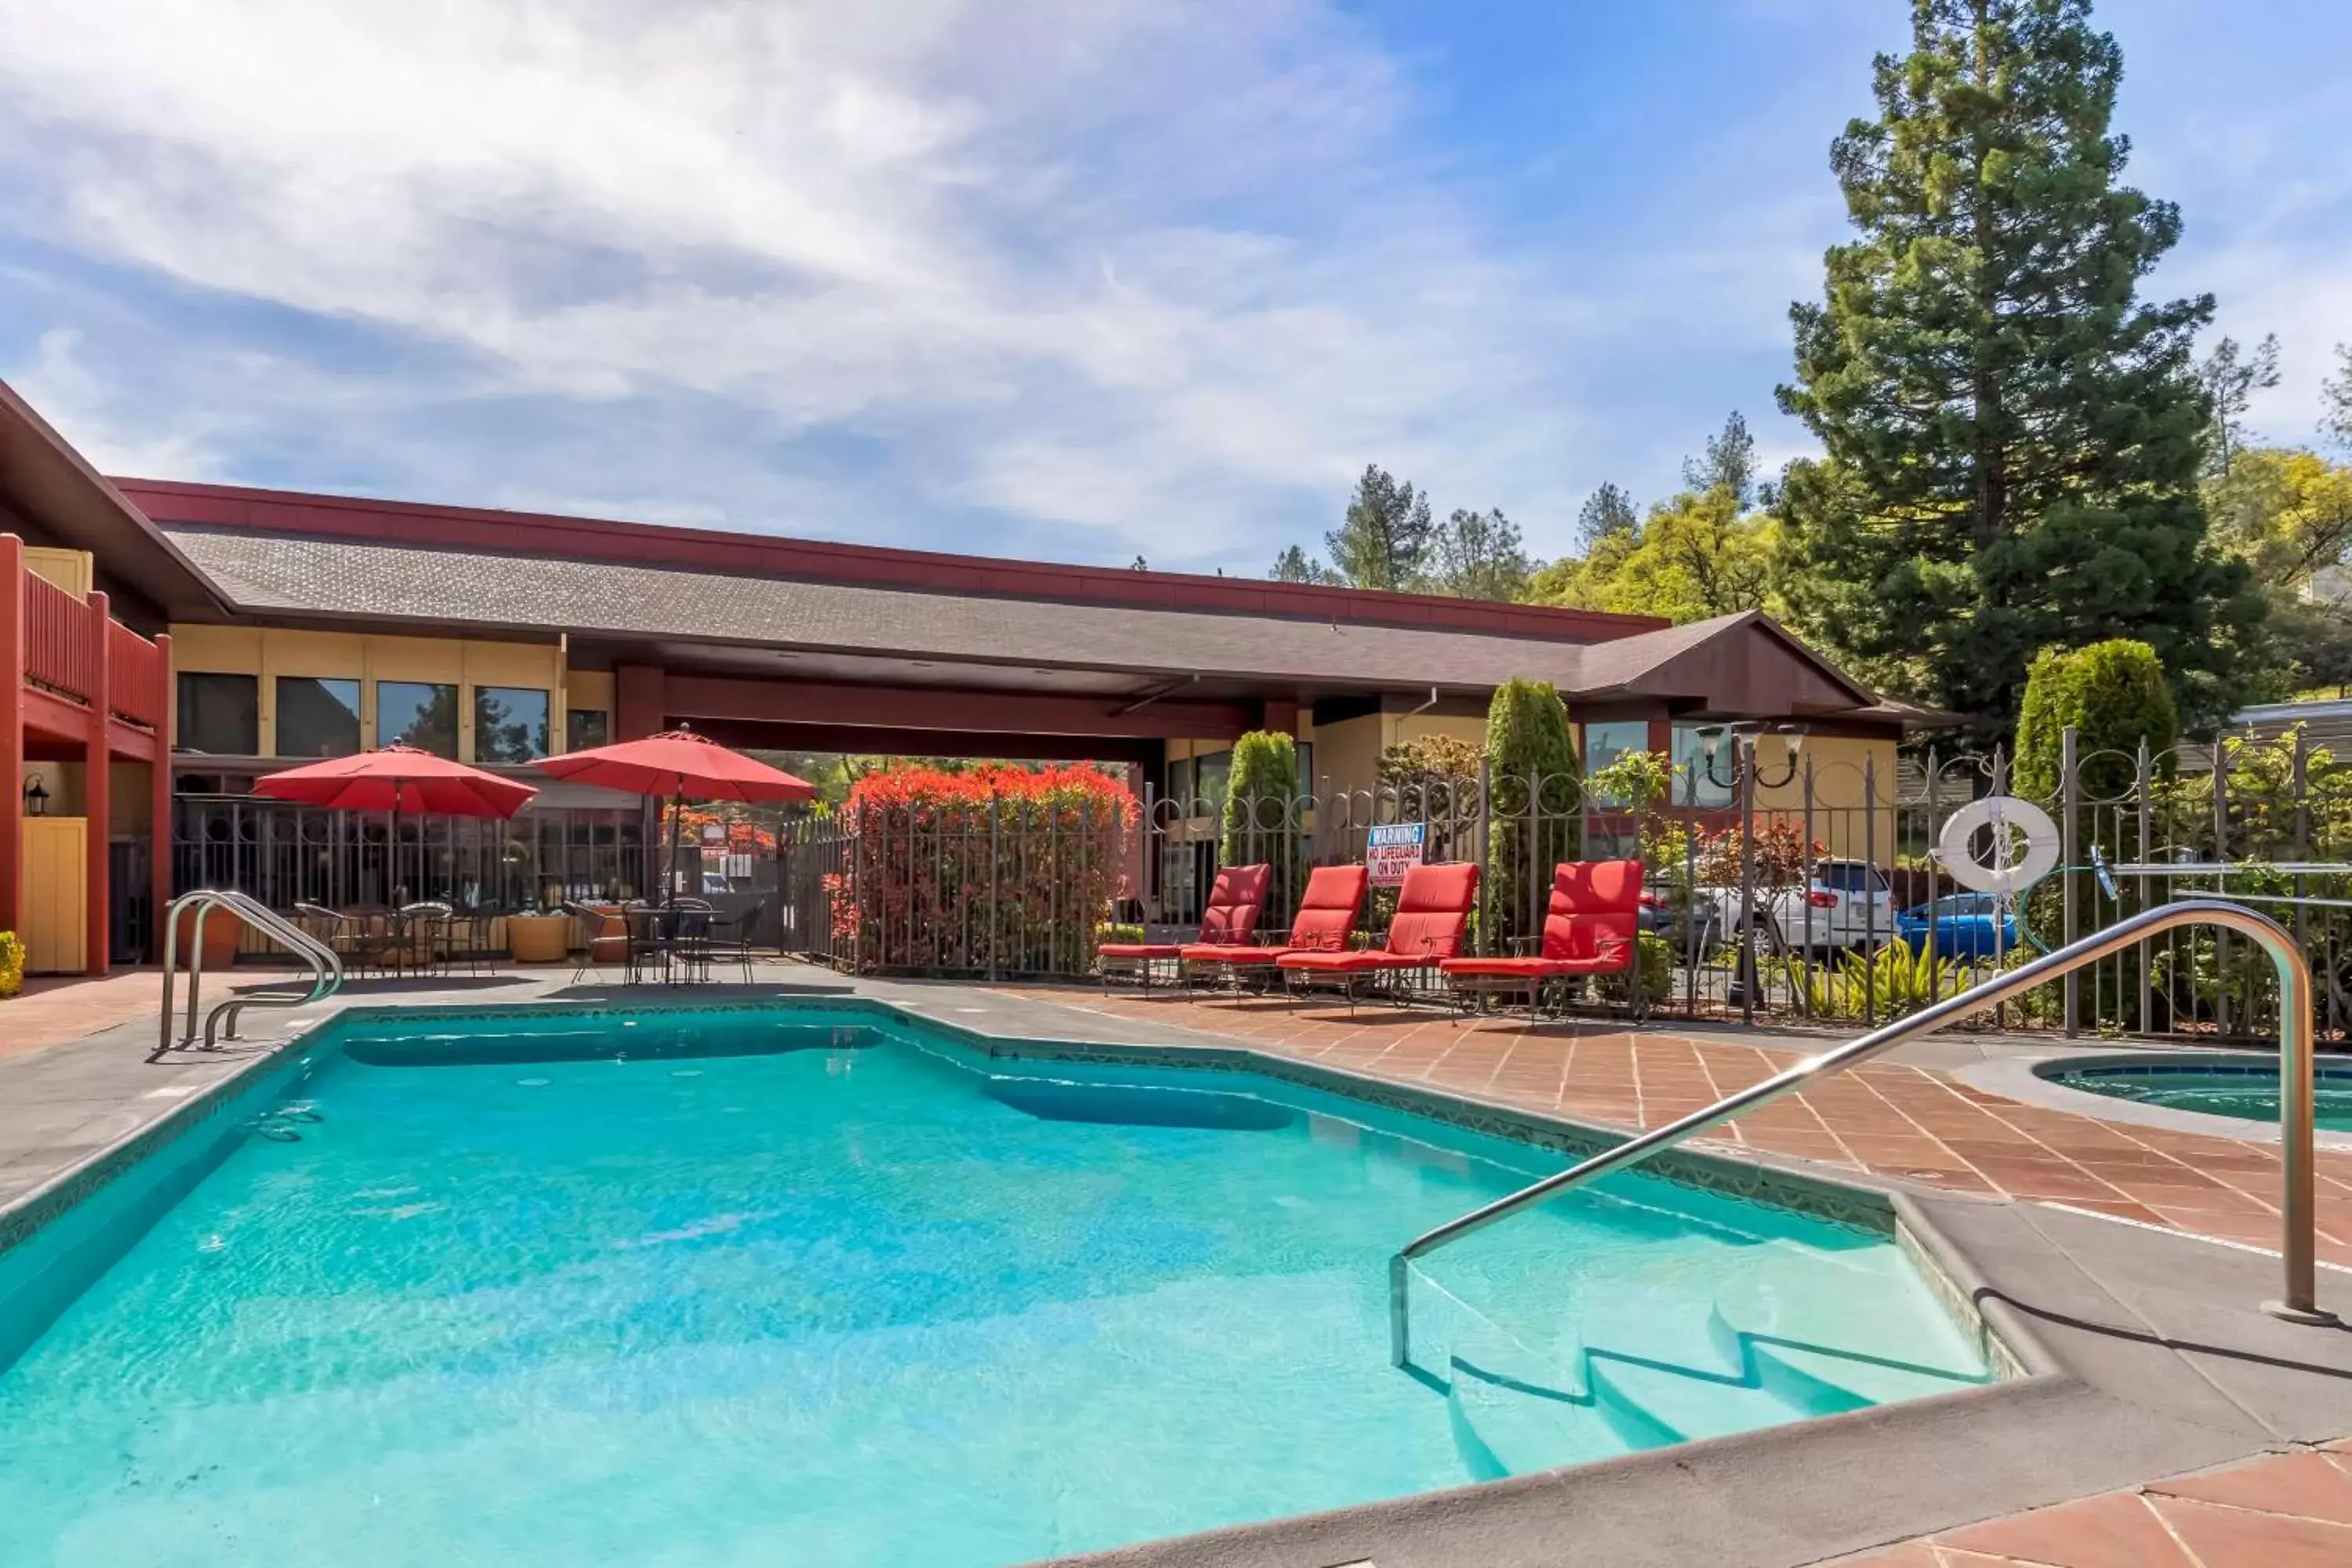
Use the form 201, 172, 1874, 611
1, 0, 2345, 574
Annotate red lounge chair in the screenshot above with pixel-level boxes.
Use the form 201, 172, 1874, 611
1098, 863, 1271, 989
1180, 863, 1369, 991
1439, 859, 1646, 1019
1278, 861, 1480, 1011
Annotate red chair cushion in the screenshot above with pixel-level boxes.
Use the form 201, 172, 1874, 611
1384, 862, 1479, 959
1439, 955, 1623, 978
1284, 864, 1369, 952
1098, 944, 1182, 960
1540, 860, 1642, 967
1179, 944, 1288, 965
1200, 862, 1272, 943
1276, 950, 1410, 973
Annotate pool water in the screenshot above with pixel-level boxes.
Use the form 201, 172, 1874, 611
2050, 1058, 2352, 1133
0, 1007, 1992, 1567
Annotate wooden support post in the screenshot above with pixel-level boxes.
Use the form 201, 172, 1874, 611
153, 631, 174, 960
83, 590, 111, 975
0, 535, 24, 938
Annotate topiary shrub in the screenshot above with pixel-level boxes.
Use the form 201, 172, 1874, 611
2013, 640, 2177, 804
1221, 731, 1298, 869
1483, 679, 1580, 949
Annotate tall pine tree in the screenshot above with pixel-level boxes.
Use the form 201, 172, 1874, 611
1774, 0, 2259, 728
1325, 465, 1434, 590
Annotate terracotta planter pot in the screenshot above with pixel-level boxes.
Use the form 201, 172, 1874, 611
505, 914, 574, 966
172, 904, 242, 972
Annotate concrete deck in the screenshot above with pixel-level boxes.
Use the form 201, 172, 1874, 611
2, 964, 2347, 1568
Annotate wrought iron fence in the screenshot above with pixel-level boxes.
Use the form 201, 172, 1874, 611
775, 728, 2352, 1046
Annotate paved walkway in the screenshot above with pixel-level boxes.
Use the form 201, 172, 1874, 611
1836, 1438, 2352, 1566
1011, 986, 2352, 1268
0, 969, 166, 1062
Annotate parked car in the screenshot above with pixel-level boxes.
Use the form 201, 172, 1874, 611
1639, 882, 1723, 956
1896, 892, 2019, 960
1704, 858, 1897, 952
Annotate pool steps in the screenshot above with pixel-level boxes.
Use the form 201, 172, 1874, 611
1419, 1243, 1991, 1476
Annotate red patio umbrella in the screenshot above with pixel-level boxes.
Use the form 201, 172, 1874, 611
252, 742, 538, 906
535, 729, 815, 903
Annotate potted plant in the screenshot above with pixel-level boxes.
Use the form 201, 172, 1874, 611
0, 931, 24, 998
172, 902, 243, 972
504, 906, 574, 965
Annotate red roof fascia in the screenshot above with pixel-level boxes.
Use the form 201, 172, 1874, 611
110, 477, 1664, 644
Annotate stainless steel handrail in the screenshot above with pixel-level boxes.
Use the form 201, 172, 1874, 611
1389, 898, 2335, 1369
160, 890, 345, 1052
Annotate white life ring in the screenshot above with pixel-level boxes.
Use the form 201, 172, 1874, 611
1935, 796, 2061, 895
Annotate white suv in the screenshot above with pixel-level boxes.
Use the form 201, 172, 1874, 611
1704, 859, 1897, 953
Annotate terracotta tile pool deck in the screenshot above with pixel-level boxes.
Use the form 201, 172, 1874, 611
1005, 986, 2352, 1270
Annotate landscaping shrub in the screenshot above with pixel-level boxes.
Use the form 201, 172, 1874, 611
1484, 680, 1580, 949
0, 931, 22, 998
2013, 640, 2177, 803
824, 763, 1139, 975
1221, 731, 1297, 869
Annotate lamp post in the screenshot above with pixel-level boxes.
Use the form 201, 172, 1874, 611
1694, 725, 1806, 1025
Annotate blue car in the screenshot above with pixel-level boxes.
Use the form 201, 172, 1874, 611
1896, 893, 2019, 960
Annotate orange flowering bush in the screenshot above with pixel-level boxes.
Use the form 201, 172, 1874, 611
826, 764, 1140, 974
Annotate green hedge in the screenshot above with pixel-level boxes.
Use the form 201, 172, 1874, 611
2014, 640, 2177, 802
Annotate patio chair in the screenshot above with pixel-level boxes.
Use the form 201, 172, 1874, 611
1278, 862, 1480, 1013
699, 899, 766, 984
1098, 863, 1270, 990
1179, 863, 1369, 995
1439, 859, 1647, 1022
565, 901, 631, 985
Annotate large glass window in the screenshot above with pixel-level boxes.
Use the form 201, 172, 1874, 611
275, 677, 361, 758
1581, 720, 1652, 803
1294, 741, 1316, 799
176, 673, 259, 755
1163, 755, 1194, 810
1193, 749, 1232, 813
1670, 723, 1736, 808
567, 707, 610, 752
474, 686, 550, 764
378, 681, 459, 758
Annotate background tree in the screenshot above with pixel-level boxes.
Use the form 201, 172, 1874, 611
1528, 488, 1777, 623
1220, 730, 1298, 873
1269, 544, 1338, 584
1682, 411, 1759, 509
2013, 639, 2176, 803
1576, 482, 1639, 550
2326, 345, 2352, 456
1483, 678, 1579, 950
1773, 0, 2259, 731
1324, 464, 1434, 590
1424, 506, 1536, 601
2197, 333, 2281, 477
2205, 445, 2352, 696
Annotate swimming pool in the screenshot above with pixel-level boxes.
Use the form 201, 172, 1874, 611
2044, 1055, 2352, 1134
0, 1005, 1994, 1566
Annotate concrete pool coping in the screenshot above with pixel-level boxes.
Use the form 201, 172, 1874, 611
2, 975, 2347, 1568
1958, 1045, 2352, 1152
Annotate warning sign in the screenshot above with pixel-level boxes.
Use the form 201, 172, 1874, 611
1366, 822, 1426, 887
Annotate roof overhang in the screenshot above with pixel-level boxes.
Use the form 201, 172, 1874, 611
0, 379, 227, 618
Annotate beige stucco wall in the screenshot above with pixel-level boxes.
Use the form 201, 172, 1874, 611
169, 625, 569, 764
1748, 733, 1900, 865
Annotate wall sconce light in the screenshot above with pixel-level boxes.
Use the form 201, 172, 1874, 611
23, 773, 51, 817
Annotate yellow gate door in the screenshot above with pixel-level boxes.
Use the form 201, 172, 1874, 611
20, 817, 88, 974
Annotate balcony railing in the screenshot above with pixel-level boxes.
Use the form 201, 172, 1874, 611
24, 570, 96, 704
108, 618, 165, 729
16, 564, 169, 734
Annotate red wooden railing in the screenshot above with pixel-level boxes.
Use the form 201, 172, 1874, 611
23, 570, 96, 704
109, 618, 165, 729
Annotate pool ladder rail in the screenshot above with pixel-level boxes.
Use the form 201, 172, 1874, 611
1389, 898, 2339, 1374
159, 890, 346, 1054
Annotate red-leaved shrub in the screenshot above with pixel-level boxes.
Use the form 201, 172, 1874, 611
825, 764, 1140, 974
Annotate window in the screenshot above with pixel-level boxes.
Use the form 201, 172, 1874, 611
1820, 861, 1892, 894
1582, 720, 1652, 802
176, 673, 259, 755
1294, 741, 1316, 799
275, 677, 361, 759
1670, 723, 1735, 808
474, 686, 550, 764
1162, 755, 1193, 809
1193, 749, 1232, 813
567, 707, 610, 752
377, 681, 459, 758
